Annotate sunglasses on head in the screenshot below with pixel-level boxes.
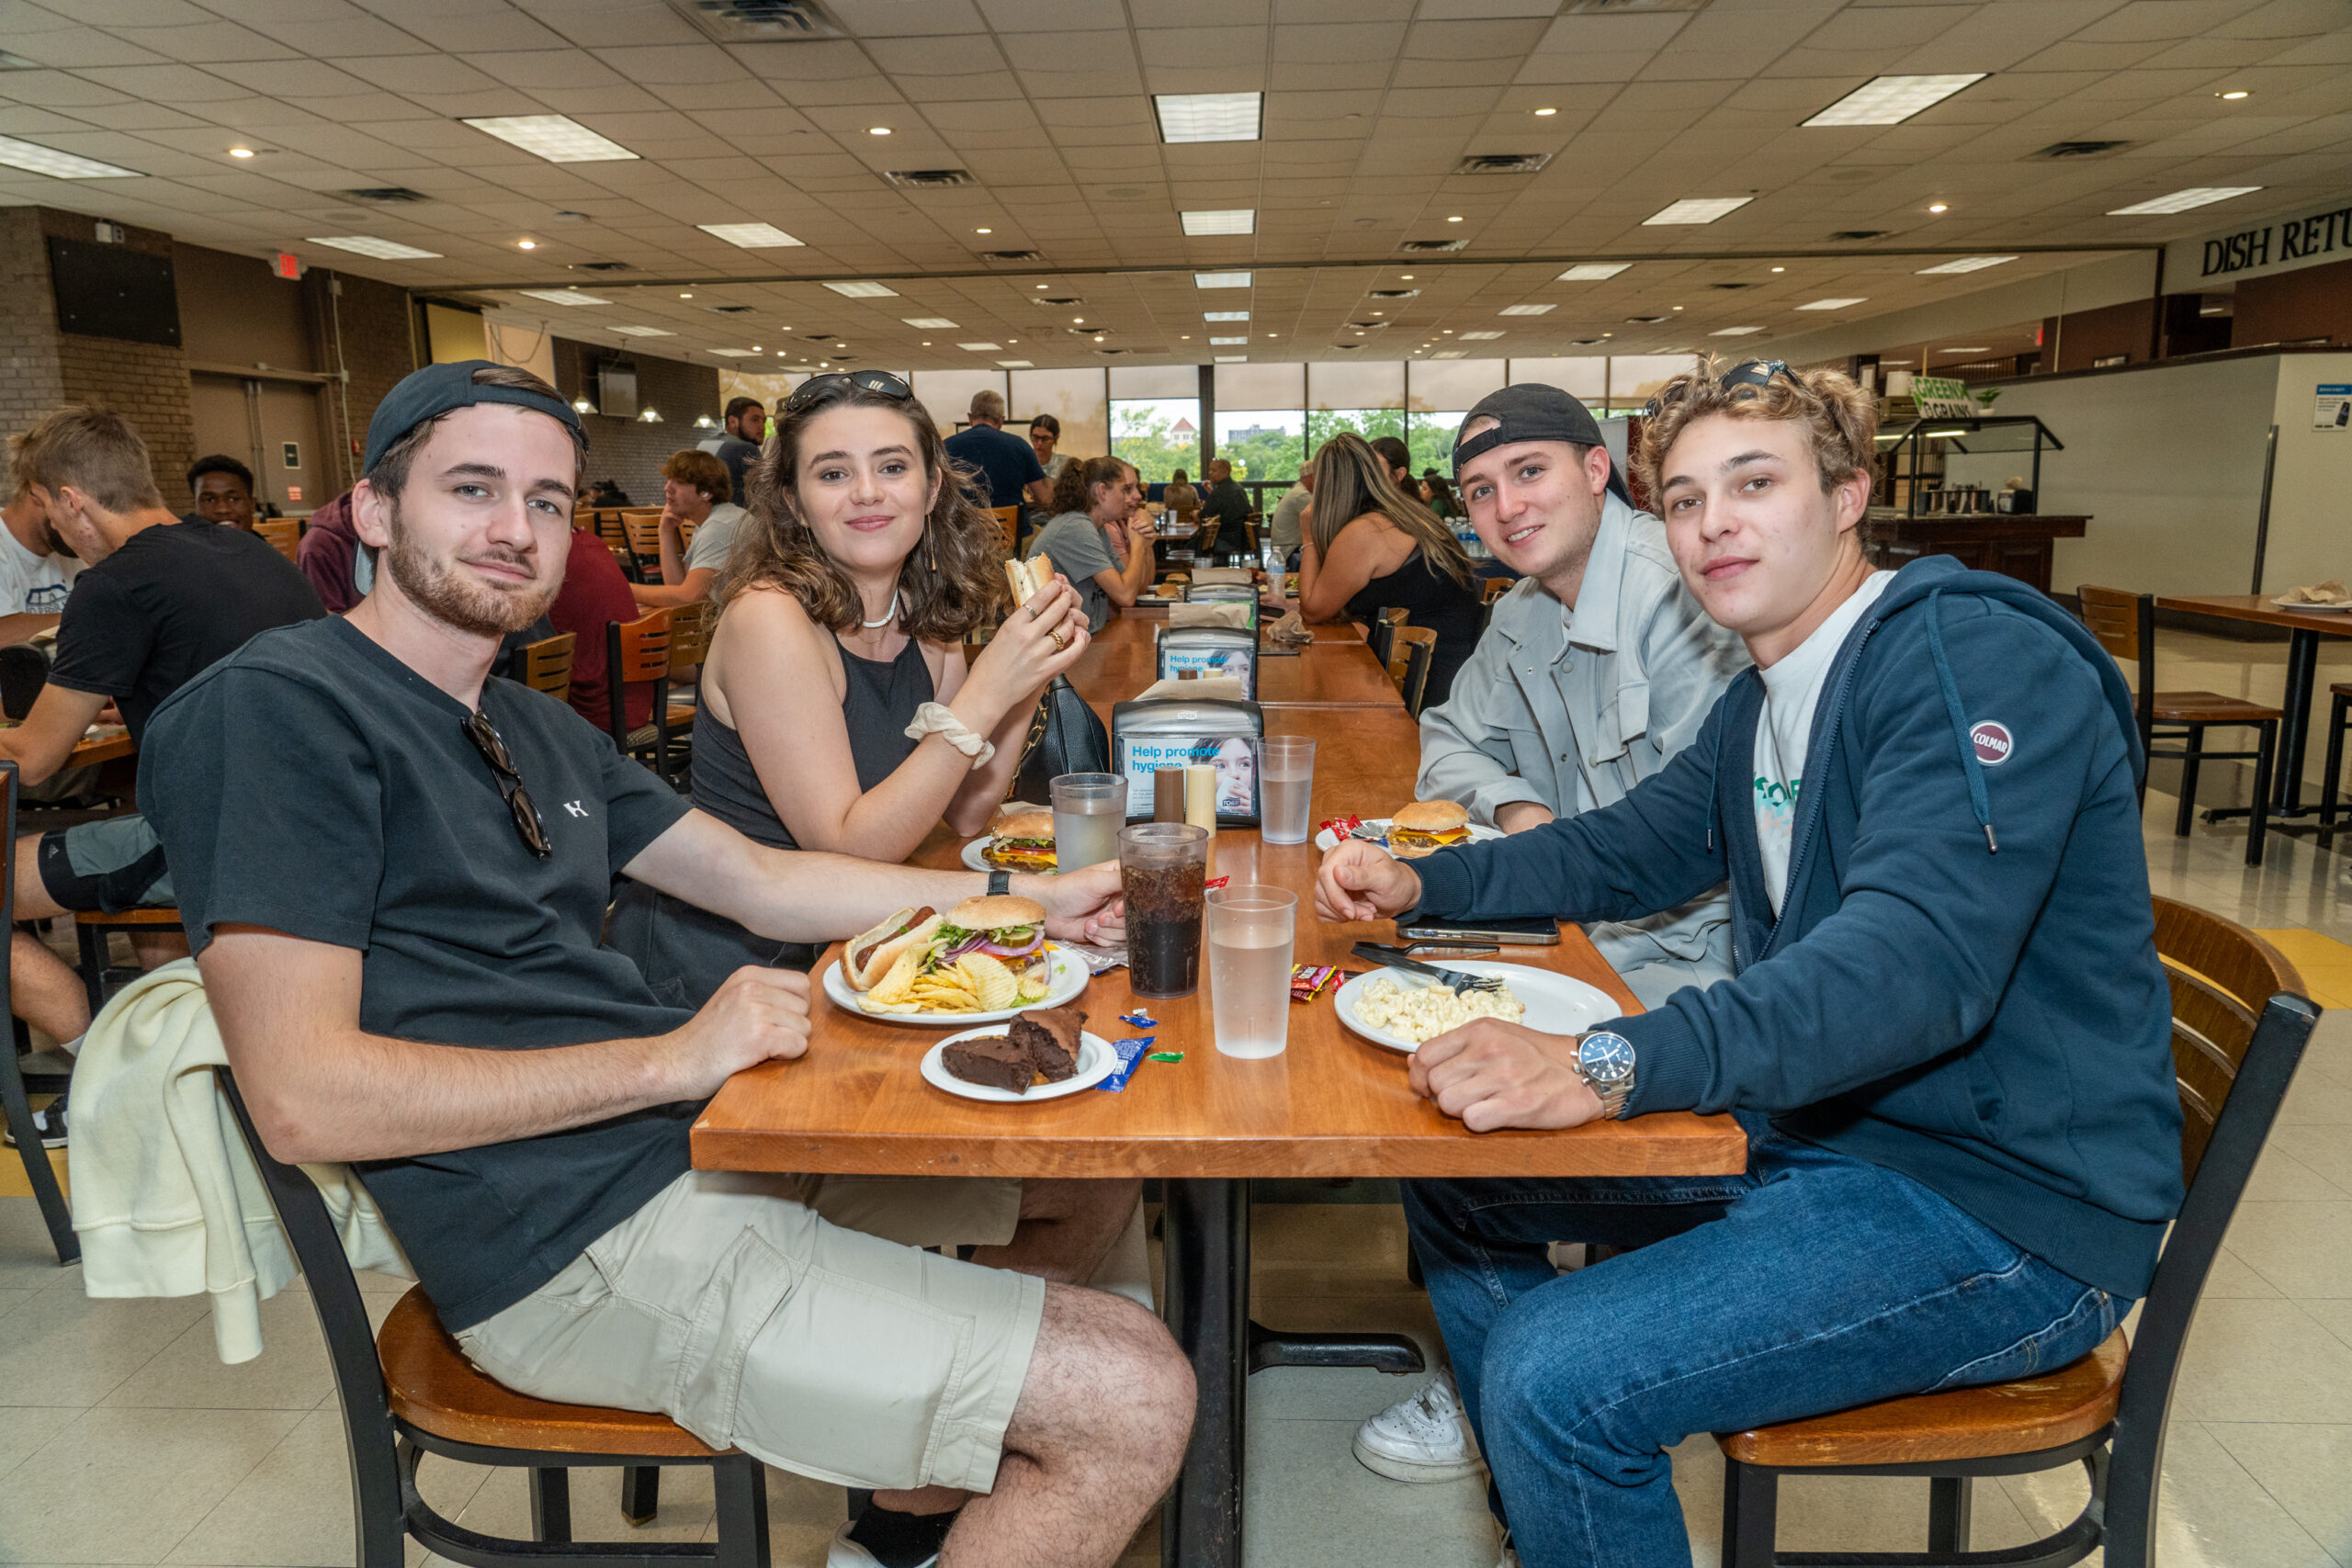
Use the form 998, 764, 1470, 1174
784, 369, 915, 416
463, 709, 551, 860
1643, 359, 1804, 420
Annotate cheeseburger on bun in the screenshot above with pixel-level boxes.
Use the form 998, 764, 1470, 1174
1389, 800, 1472, 859
983, 808, 1057, 873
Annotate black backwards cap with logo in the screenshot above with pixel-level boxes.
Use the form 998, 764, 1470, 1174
363, 360, 588, 475
1451, 383, 1632, 504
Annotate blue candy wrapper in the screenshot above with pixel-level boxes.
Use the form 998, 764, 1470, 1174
1119, 1010, 1159, 1029
1098, 1035, 1157, 1091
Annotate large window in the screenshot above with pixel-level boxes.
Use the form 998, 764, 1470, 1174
1215, 410, 1305, 483
1305, 408, 1405, 457
1406, 412, 1463, 478
1111, 398, 1201, 483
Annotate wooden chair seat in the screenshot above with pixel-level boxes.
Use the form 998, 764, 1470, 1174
2333, 682, 2352, 699
2150, 691, 2281, 725
74, 907, 183, 926
1719, 1328, 2125, 1469
379, 1288, 726, 1459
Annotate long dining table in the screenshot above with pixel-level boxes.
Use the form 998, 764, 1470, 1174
2154, 593, 2352, 825
692, 601, 1747, 1568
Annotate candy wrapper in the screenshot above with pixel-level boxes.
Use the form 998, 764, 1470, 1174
1056, 942, 1127, 975
1290, 964, 1346, 1003
1098, 1036, 1156, 1091
1204, 875, 1229, 891
1119, 1010, 1159, 1030
1148, 1051, 1184, 1064
1317, 815, 1363, 840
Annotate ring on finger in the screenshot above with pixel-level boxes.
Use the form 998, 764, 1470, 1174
1049, 629, 1068, 651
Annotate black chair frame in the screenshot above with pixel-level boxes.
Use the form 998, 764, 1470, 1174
0, 761, 76, 1264
1399, 637, 1435, 721
1365, 613, 1399, 672
214, 1069, 771, 1568
2123, 595, 2276, 865
1718, 989, 2320, 1567
2321, 686, 2349, 830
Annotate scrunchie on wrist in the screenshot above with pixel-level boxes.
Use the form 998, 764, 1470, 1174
903, 702, 996, 770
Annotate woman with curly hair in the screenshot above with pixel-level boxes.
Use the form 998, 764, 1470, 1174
609, 371, 1090, 998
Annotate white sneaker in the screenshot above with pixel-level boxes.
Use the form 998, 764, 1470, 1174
825, 1520, 938, 1568
1351, 1369, 1482, 1483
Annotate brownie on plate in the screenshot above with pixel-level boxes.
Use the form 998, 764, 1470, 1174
1011, 1007, 1087, 1081
941, 1035, 1036, 1094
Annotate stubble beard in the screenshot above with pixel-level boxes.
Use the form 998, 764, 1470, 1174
382, 500, 560, 637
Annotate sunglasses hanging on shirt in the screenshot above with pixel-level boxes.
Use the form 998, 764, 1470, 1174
463, 709, 552, 860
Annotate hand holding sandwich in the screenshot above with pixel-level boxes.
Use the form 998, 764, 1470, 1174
966, 560, 1088, 720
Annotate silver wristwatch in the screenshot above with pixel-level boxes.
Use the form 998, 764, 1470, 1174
1575, 1031, 1637, 1120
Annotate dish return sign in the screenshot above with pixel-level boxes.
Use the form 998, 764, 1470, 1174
2167, 196, 2352, 285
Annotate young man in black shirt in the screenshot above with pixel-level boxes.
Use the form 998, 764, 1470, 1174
142, 362, 1192, 1568
1, 409, 323, 1144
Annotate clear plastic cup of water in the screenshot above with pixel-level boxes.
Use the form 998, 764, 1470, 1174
1208, 885, 1296, 1058
1050, 773, 1125, 874
1256, 735, 1317, 845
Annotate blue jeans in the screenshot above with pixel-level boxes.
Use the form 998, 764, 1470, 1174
1402, 1114, 2123, 1568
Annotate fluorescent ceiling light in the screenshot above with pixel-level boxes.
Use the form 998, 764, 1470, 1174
1498, 304, 1555, 316
2107, 186, 2262, 216
902, 316, 958, 329
698, 222, 803, 248
1182, 209, 1255, 236
1796, 297, 1867, 310
1431, 351, 1466, 359
1204, 310, 1249, 321
824, 280, 897, 298
708, 348, 757, 357
1916, 255, 2017, 275
517, 288, 610, 306
1942, 346, 1991, 354
1155, 93, 1261, 144
0, 135, 137, 178
611, 325, 675, 337
997, 359, 1034, 367
1209, 336, 1248, 345
462, 115, 638, 163
1803, 74, 1986, 128
305, 234, 441, 260
1710, 326, 1766, 336
1459, 331, 1504, 341
1643, 197, 1751, 226
1214, 355, 1247, 363
1557, 263, 1631, 281
957, 341, 1001, 351
1194, 271, 1251, 288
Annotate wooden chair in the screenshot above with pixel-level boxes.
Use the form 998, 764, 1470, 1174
658, 602, 716, 784
583, 511, 639, 582
2320, 682, 2352, 829
0, 762, 75, 1265
1366, 606, 1408, 671
75, 908, 184, 1014
620, 509, 665, 578
514, 632, 577, 706
2078, 586, 2278, 865
214, 1068, 771, 1568
605, 609, 679, 779
1715, 897, 2319, 1568
990, 505, 1020, 558
1394, 626, 1438, 718
254, 518, 300, 562
1481, 577, 1512, 604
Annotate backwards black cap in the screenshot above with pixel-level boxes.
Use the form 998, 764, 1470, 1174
363, 360, 587, 475
1452, 383, 1630, 504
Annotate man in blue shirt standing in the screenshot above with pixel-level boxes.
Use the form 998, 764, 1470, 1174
1316, 359, 2181, 1568
943, 389, 1045, 515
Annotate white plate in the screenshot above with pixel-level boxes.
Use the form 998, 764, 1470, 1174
822, 946, 1088, 1026
960, 835, 1061, 873
1312, 818, 1508, 853
2271, 596, 2352, 612
1335, 962, 1620, 1055
922, 1027, 1118, 1101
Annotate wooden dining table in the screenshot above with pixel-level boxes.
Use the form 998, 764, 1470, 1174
693, 606, 1747, 1567
2154, 594, 2352, 823
1062, 602, 1402, 711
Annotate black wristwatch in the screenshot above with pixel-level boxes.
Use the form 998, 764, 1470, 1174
988, 870, 1012, 897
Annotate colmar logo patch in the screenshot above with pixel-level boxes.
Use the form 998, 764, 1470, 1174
1969, 720, 2013, 766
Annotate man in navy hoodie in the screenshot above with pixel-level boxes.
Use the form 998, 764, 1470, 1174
1316, 359, 2181, 1568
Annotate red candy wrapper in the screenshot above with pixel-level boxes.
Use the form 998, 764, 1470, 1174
1290, 964, 1343, 1003
1317, 815, 1364, 840
1204, 875, 1230, 890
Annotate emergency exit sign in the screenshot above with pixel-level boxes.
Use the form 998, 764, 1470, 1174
273, 253, 299, 279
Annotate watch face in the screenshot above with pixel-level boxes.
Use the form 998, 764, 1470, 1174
1580, 1031, 1635, 1085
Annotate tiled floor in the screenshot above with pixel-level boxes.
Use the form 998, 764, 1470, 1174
1, 626, 2349, 1567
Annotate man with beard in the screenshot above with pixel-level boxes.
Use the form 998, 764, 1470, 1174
139, 363, 1194, 1568
0, 407, 322, 1145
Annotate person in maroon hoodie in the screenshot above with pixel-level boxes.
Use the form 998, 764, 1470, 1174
548, 520, 651, 733
293, 491, 365, 614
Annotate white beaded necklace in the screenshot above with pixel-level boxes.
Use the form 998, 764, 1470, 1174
860, 590, 901, 629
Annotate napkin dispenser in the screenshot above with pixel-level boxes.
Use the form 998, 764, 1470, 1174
1156, 625, 1257, 697
1109, 695, 1264, 824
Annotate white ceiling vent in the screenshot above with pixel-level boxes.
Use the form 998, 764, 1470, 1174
883, 169, 976, 189
1453, 153, 1552, 175
666, 0, 841, 41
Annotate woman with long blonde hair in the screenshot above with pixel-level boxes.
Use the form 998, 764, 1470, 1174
608, 370, 1089, 998
1296, 431, 1484, 705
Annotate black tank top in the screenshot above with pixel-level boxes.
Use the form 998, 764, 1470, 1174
1342, 544, 1484, 707
688, 636, 937, 851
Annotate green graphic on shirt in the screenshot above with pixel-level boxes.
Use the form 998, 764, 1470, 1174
1754, 774, 1800, 818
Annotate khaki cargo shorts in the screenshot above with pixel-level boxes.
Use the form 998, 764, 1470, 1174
456, 1169, 1038, 1494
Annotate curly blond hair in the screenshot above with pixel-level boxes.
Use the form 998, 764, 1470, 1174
1634, 356, 1880, 506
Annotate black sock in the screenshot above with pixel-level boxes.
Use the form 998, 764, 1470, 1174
846, 1504, 958, 1568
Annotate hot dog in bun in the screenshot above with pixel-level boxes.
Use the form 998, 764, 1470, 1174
843, 907, 941, 988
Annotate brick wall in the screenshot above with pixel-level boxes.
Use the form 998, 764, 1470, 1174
550, 337, 722, 504
0, 209, 66, 469
36, 208, 195, 497
302, 267, 417, 494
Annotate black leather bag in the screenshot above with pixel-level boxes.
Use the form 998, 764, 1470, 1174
1008, 674, 1112, 805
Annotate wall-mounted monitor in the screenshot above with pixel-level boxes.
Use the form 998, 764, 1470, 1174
49, 238, 182, 347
